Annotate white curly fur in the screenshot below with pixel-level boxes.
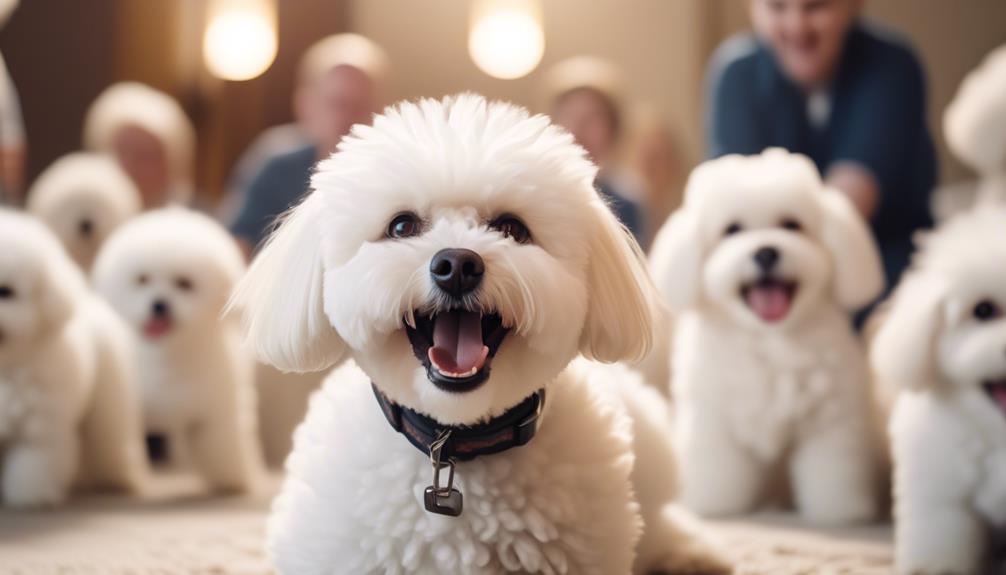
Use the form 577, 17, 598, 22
92, 207, 263, 493
27, 152, 142, 271
935, 44, 1006, 220
873, 208, 1006, 574
651, 149, 885, 525
0, 208, 147, 507
229, 94, 728, 574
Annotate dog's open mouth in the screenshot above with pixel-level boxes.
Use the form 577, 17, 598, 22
405, 309, 509, 393
741, 278, 798, 323
143, 316, 173, 339
983, 378, 1006, 417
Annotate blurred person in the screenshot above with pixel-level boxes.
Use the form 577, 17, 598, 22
625, 106, 688, 249
229, 33, 388, 255
707, 0, 936, 292
84, 82, 196, 208
0, 0, 25, 204
547, 57, 645, 244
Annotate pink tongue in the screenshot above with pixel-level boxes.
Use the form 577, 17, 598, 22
745, 285, 792, 323
143, 317, 172, 338
991, 386, 1006, 412
428, 310, 489, 376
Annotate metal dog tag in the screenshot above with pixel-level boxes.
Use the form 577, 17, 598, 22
424, 429, 463, 517
424, 485, 463, 516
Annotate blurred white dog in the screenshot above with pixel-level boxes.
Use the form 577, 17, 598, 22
873, 208, 1006, 574
27, 152, 142, 270
935, 44, 1006, 221
650, 149, 884, 525
0, 209, 147, 507
230, 94, 728, 575
93, 208, 262, 493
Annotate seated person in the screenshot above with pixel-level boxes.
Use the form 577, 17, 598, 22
229, 33, 389, 255
84, 82, 196, 208
707, 0, 936, 292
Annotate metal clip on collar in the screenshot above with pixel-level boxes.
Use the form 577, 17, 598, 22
423, 429, 463, 516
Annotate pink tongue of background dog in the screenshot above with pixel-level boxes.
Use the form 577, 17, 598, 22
429, 310, 488, 374
990, 385, 1006, 412
746, 285, 791, 323
143, 317, 172, 338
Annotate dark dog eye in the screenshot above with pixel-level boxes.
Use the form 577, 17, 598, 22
387, 213, 422, 239
175, 277, 194, 292
973, 300, 1001, 322
490, 215, 531, 244
781, 218, 803, 232
0, 285, 14, 299
136, 274, 149, 286
724, 222, 743, 236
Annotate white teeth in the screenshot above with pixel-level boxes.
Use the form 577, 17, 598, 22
435, 366, 479, 379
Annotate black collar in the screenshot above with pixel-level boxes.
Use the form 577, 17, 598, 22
371, 384, 545, 462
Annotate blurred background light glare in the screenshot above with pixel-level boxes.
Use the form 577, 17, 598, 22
203, 0, 278, 82
468, 0, 545, 80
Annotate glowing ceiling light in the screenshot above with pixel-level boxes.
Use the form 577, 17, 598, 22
203, 0, 278, 82
469, 0, 545, 80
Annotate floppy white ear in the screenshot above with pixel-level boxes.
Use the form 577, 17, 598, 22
819, 188, 884, 310
648, 207, 703, 313
227, 192, 345, 373
579, 195, 663, 364
870, 274, 946, 391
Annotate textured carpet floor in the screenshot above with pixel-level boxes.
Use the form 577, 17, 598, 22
0, 472, 894, 574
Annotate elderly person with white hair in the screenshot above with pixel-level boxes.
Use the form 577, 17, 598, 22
228, 33, 389, 256
83, 82, 196, 208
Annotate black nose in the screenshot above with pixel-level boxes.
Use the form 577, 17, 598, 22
753, 246, 780, 271
78, 218, 94, 237
151, 299, 170, 318
430, 248, 485, 297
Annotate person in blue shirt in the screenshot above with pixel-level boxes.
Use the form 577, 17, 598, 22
230, 34, 388, 255
547, 57, 645, 245
707, 0, 936, 293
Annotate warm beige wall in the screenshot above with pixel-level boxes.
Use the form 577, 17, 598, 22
348, 0, 707, 162
349, 0, 1005, 184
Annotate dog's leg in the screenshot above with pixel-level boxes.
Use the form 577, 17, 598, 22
77, 328, 149, 493
895, 499, 984, 575
187, 410, 263, 494
789, 422, 877, 525
2, 431, 79, 508
675, 406, 766, 517
640, 504, 734, 575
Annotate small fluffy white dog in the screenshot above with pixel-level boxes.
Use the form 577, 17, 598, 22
93, 208, 263, 493
27, 152, 142, 270
936, 44, 1006, 221
230, 94, 728, 574
873, 208, 1006, 574
650, 149, 885, 525
0, 209, 147, 507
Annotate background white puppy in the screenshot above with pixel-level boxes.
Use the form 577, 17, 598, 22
935, 44, 1006, 221
0, 208, 147, 507
93, 207, 263, 493
651, 148, 885, 525
230, 94, 728, 575
873, 208, 1006, 574
27, 152, 142, 270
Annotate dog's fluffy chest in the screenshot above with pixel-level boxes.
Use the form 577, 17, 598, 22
269, 362, 639, 575
676, 311, 864, 460
0, 370, 38, 440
